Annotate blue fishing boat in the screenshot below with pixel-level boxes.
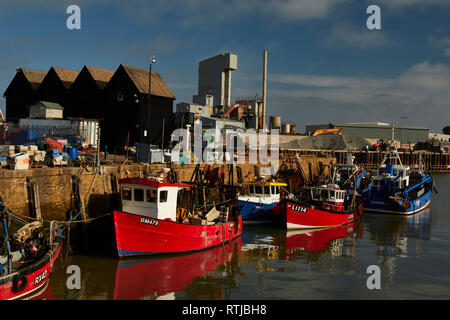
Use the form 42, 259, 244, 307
362, 127, 434, 214
238, 181, 287, 224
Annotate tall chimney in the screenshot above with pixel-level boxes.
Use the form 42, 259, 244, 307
262, 50, 268, 130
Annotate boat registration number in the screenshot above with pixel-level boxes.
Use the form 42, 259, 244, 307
139, 218, 159, 226
34, 270, 47, 286
291, 205, 308, 213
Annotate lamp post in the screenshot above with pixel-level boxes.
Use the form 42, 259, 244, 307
148, 56, 156, 144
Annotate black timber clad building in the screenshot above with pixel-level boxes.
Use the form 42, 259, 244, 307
103, 64, 176, 151
2, 64, 176, 151
3, 68, 47, 120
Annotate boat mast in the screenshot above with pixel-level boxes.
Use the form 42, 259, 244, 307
382, 124, 403, 167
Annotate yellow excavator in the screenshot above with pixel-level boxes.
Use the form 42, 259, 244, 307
312, 128, 343, 136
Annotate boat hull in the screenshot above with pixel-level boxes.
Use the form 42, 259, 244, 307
238, 200, 281, 224
363, 189, 431, 215
281, 199, 362, 230
0, 241, 61, 300
113, 211, 243, 257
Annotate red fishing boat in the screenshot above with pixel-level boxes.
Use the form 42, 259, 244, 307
0, 210, 61, 300
113, 177, 242, 257
281, 184, 364, 230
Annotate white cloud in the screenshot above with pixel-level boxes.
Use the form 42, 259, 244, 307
325, 24, 387, 48
371, 0, 450, 9
265, 62, 450, 131
0, 0, 351, 24
445, 48, 450, 57
429, 35, 450, 58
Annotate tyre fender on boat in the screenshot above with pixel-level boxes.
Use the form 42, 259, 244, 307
12, 273, 28, 293
357, 203, 364, 217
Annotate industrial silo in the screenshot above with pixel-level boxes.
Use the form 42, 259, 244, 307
281, 123, 291, 135
290, 123, 296, 135
270, 116, 281, 130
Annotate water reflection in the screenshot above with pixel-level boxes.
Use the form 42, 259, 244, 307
240, 222, 362, 261
363, 208, 432, 287
113, 237, 242, 300
38, 206, 435, 299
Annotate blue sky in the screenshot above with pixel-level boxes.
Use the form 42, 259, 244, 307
1, 0, 449, 132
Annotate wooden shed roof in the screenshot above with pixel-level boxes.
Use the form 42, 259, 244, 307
20, 69, 47, 89
121, 64, 175, 99
84, 66, 115, 89
51, 67, 80, 89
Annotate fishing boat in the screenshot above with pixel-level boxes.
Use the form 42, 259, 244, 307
280, 162, 365, 230
0, 200, 61, 300
113, 177, 242, 257
281, 184, 363, 230
362, 127, 434, 215
238, 181, 287, 224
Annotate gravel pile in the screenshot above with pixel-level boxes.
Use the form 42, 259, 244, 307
280, 134, 371, 150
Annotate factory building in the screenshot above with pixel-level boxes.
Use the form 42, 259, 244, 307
193, 53, 237, 109
305, 122, 429, 144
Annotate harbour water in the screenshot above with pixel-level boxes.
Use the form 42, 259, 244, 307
39, 174, 450, 300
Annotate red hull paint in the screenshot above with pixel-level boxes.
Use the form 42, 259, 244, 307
282, 199, 362, 230
113, 211, 242, 257
0, 242, 61, 300
113, 237, 241, 300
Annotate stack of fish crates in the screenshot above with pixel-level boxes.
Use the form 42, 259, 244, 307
7, 153, 30, 170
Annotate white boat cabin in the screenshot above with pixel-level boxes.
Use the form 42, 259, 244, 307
371, 164, 410, 191
300, 184, 346, 211
119, 177, 193, 221
307, 185, 345, 203
239, 182, 286, 204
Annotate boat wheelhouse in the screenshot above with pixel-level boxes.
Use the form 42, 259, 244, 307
113, 177, 243, 257
119, 177, 193, 222
238, 181, 287, 224
362, 127, 433, 215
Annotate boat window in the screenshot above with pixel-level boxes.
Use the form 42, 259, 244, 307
276, 186, 280, 194
255, 186, 263, 195
264, 186, 270, 195
312, 189, 320, 199
159, 190, 168, 203
320, 189, 328, 199
249, 185, 255, 194
271, 186, 275, 194
122, 187, 132, 201
134, 188, 144, 202
146, 189, 157, 203
330, 190, 335, 199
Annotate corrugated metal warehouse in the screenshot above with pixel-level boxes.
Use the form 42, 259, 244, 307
305, 122, 429, 144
